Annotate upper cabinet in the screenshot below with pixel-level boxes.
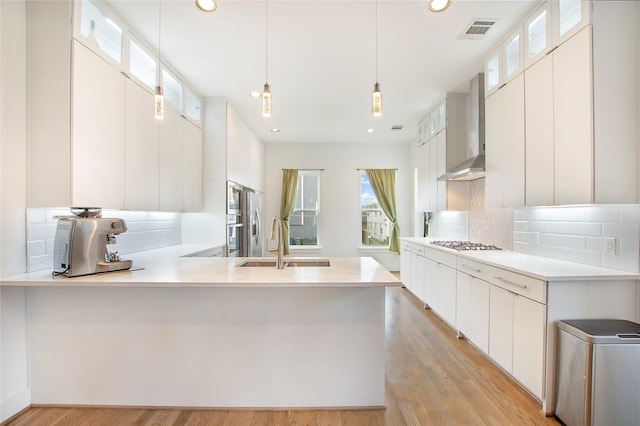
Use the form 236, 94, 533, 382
27, 0, 203, 211
484, 0, 640, 206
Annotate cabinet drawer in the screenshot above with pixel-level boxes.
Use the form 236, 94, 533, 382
457, 258, 546, 303
401, 240, 411, 251
424, 247, 456, 267
410, 243, 425, 256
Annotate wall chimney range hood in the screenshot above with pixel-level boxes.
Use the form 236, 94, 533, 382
438, 73, 485, 181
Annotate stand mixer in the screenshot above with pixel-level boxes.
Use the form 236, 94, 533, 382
53, 208, 133, 277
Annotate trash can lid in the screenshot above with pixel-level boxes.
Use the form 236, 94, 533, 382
559, 319, 640, 343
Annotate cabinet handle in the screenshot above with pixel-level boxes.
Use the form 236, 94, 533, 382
494, 276, 527, 290
461, 264, 482, 273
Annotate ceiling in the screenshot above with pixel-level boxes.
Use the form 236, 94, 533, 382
108, 0, 541, 144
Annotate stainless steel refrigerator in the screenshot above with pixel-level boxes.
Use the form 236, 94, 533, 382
242, 189, 263, 257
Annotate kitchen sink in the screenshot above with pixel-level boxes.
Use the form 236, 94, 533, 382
237, 259, 330, 268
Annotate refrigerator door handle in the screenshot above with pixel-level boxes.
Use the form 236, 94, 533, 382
254, 208, 261, 240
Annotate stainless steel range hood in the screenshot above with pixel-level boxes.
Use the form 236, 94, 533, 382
438, 73, 485, 181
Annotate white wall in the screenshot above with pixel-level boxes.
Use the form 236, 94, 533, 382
0, 1, 31, 421
264, 142, 411, 271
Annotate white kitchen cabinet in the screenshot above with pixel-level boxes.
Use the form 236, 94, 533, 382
226, 106, 265, 192
524, 2, 552, 67
552, 0, 590, 46
71, 40, 125, 209
435, 131, 447, 212
183, 120, 203, 212
159, 105, 184, 212
485, 48, 501, 97
485, 74, 525, 208
437, 263, 456, 328
409, 245, 426, 302
513, 294, 545, 398
423, 257, 438, 311
428, 138, 438, 211
524, 53, 554, 206
553, 25, 593, 205
490, 279, 545, 399
416, 141, 429, 213
124, 78, 159, 211
489, 285, 515, 373
457, 271, 490, 354
400, 241, 412, 289
503, 27, 524, 83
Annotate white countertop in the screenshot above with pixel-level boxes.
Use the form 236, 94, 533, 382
1, 253, 402, 288
402, 237, 640, 282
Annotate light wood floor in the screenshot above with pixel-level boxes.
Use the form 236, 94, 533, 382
3, 285, 559, 426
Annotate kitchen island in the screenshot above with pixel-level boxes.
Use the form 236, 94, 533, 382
1, 256, 401, 410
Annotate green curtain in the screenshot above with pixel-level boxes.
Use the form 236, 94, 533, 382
279, 169, 299, 255
365, 169, 400, 254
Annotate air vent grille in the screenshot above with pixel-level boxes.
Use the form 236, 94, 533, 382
460, 19, 497, 40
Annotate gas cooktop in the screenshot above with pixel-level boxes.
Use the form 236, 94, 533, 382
430, 240, 502, 251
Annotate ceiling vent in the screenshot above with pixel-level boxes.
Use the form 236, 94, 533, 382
460, 19, 497, 40
391, 125, 404, 131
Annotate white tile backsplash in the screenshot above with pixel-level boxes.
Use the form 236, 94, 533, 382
26, 208, 182, 272
513, 205, 640, 272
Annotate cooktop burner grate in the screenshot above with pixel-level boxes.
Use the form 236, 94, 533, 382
430, 240, 502, 251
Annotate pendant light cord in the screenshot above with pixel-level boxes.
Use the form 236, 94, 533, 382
157, 0, 162, 86
375, 0, 378, 84
265, 0, 269, 83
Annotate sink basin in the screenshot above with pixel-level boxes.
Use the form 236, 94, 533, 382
237, 259, 330, 268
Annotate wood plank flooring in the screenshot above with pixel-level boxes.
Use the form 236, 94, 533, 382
3, 286, 559, 426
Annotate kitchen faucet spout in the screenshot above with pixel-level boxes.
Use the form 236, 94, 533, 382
268, 216, 285, 269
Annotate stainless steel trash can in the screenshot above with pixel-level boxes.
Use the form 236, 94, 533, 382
555, 319, 640, 426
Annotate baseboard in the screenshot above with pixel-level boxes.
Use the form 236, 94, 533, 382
1, 388, 31, 424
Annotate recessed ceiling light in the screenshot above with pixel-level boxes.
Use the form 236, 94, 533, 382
367, 128, 374, 133
250, 91, 262, 98
195, 0, 217, 12
270, 128, 280, 133
429, 0, 450, 13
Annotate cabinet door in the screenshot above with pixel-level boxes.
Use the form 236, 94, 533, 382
484, 91, 504, 209
437, 264, 456, 327
400, 244, 412, 288
428, 139, 438, 211
553, 26, 593, 205
503, 27, 523, 82
410, 252, 424, 301
183, 120, 202, 212
124, 79, 159, 211
501, 74, 525, 207
524, 2, 551, 67
436, 131, 447, 211
553, 0, 590, 46
159, 105, 184, 211
512, 296, 545, 398
71, 42, 125, 209
469, 278, 490, 355
424, 257, 438, 310
416, 142, 430, 213
489, 285, 514, 373
485, 48, 501, 96
524, 53, 554, 206
456, 272, 472, 336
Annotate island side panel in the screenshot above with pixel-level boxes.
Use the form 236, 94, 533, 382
26, 286, 386, 408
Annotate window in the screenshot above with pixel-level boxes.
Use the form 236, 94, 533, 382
129, 39, 156, 89
290, 171, 320, 246
361, 172, 390, 246
162, 69, 182, 109
80, 0, 122, 63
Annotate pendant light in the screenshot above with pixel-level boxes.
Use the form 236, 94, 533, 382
262, 0, 271, 117
372, 0, 382, 117
154, 0, 164, 120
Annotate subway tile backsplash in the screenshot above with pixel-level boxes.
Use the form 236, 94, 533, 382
513, 205, 640, 273
26, 208, 181, 272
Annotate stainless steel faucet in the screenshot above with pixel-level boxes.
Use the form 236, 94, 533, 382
268, 216, 285, 269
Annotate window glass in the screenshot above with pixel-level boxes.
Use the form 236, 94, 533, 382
528, 10, 547, 59
505, 34, 520, 77
290, 172, 320, 246
486, 52, 500, 91
80, 0, 122, 63
129, 40, 156, 89
185, 90, 201, 123
162, 69, 182, 108
361, 172, 390, 247
558, 0, 582, 37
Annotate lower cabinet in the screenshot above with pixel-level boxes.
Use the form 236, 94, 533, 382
400, 241, 412, 289
457, 272, 490, 354
489, 284, 545, 399
437, 263, 456, 327
409, 248, 426, 302
423, 257, 438, 311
